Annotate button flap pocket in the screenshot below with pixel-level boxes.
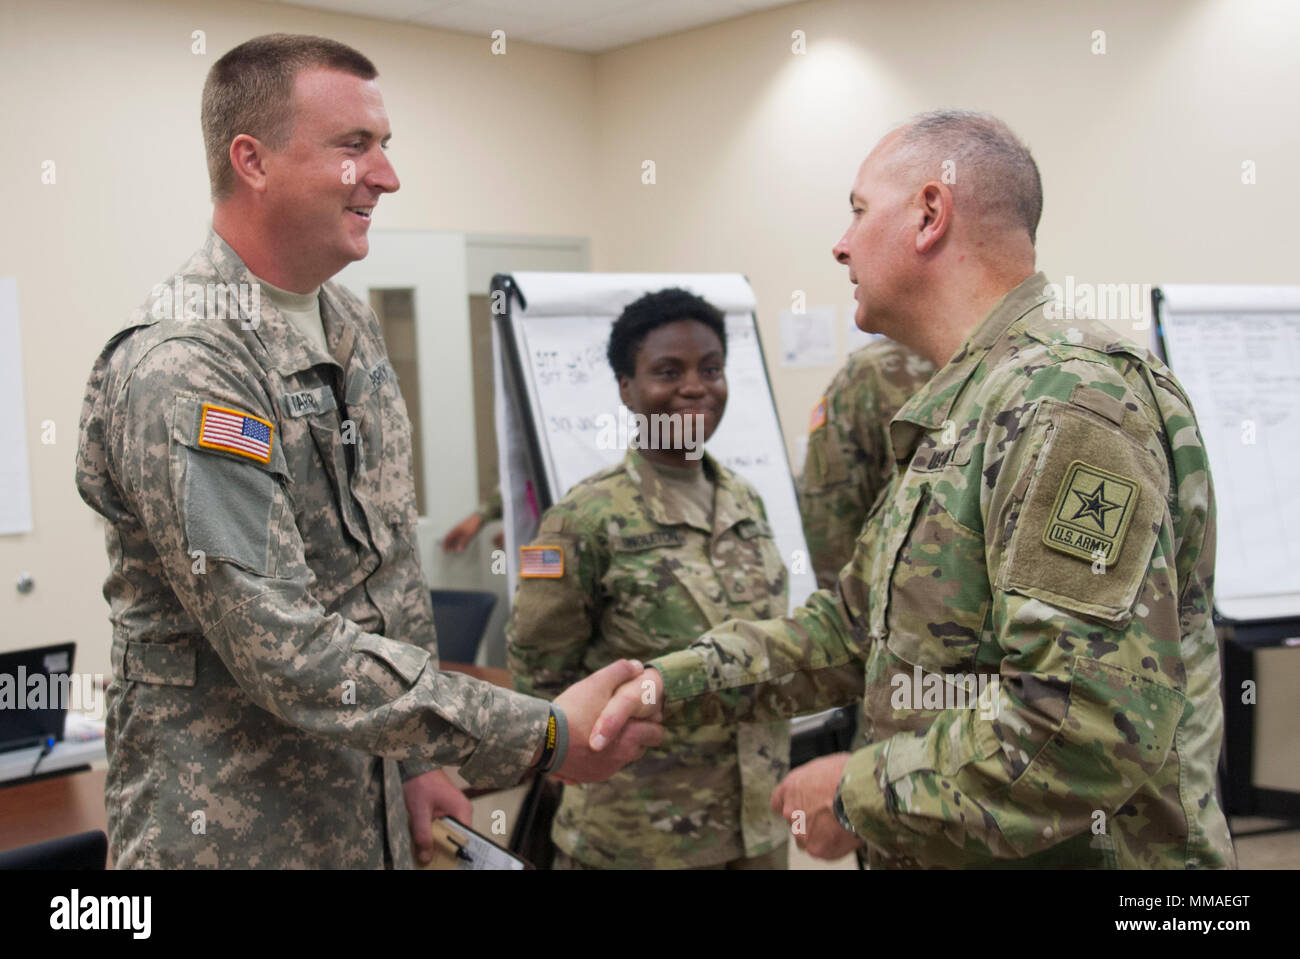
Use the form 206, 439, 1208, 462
354, 634, 430, 685
179, 446, 284, 576
865, 481, 928, 639
802, 429, 850, 489
885, 710, 1000, 780
885, 488, 991, 677
908, 424, 976, 472
123, 640, 197, 687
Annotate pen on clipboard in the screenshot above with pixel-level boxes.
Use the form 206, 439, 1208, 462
433, 824, 473, 863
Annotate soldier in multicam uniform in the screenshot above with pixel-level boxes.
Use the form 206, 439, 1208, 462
798, 339, 934, 590
74, 34, 658, 869
594, 111, 1236, 869
508, 289, 791, 869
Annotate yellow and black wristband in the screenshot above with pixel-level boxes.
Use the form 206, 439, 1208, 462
537, 706, 569, 773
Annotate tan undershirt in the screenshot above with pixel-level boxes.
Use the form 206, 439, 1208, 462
257, 276, 327, 355
651, 458, 715, 522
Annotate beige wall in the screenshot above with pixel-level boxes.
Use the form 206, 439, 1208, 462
592, 0, 1300, 454
0, 0, 595, 677
1, 0, 1297, 787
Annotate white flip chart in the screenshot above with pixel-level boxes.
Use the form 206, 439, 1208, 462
1158, 285, 1300, 622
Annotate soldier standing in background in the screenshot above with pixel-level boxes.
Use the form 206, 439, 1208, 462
798, 339, 934, 590
441, 488, 504, 553
594, 110, 1235, 869
508, 289, 791, 869
75, 33, 659, 869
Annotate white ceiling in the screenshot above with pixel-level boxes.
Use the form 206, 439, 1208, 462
270, 0, 799, 53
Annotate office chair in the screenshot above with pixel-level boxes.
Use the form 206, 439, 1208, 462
428, 589, 498, 665
0, 829, 108, 870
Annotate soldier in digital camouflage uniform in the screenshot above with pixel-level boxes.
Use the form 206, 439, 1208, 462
75, 34, 654, 869
598, 111, 1235, 869
799, 339, 934, 589
508, 289, 791, 869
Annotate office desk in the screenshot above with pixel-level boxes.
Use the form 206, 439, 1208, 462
0, 767, 108, 855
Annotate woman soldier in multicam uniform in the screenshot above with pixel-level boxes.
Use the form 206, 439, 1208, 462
507, 288, 792, 870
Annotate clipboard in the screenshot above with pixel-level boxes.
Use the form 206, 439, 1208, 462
420, 817, 532, 871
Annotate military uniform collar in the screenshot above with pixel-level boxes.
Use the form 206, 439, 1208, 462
204, 227, 346, 376
889, 271, 1052, 460
623, 447, 750, 538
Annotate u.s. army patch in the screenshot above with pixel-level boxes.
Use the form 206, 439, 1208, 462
1041, 460, 1139, 564
519, 546, 564, 578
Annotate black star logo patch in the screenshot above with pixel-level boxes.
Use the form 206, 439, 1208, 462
1070, 480, 1122, 531
1042, 461, 1139, 564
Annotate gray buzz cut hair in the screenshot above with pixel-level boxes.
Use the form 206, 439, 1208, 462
893, 110, 1043, 244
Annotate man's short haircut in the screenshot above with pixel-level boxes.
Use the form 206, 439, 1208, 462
607, 288, 727, 380
202, 34, 378, 201
892, 109, 1043, 244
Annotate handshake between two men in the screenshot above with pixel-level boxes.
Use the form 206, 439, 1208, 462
560, 659, 864, 862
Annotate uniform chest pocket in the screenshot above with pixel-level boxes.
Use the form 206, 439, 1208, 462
606, 531, 717, 645
303, 412, 372, 551
345, 359, 418, 526
343, 364, 384, 485
726, 519, 787, 616
880, 483, 991, 678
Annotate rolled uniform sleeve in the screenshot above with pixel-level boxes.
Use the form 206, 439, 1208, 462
506, 507, 603, 700
116, 339, 548, 789
479, 487, 503, 523
837, 382, 1199, 866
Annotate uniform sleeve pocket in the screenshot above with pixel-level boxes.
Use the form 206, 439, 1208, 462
885, 709, 1000, 781
170, 393, 290, 577
801, 431, 850, 489
179, 449, 283, 575
1001, 401, 1165, 625
354, 634, 431, 685
992, 657, 1185, 856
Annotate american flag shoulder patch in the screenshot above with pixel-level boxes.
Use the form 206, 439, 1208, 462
809, 396, 828, 433
519, 546, 565, 578
198, 403, 274, 464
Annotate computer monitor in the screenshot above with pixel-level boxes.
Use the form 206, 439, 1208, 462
0, 642, 77, 754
